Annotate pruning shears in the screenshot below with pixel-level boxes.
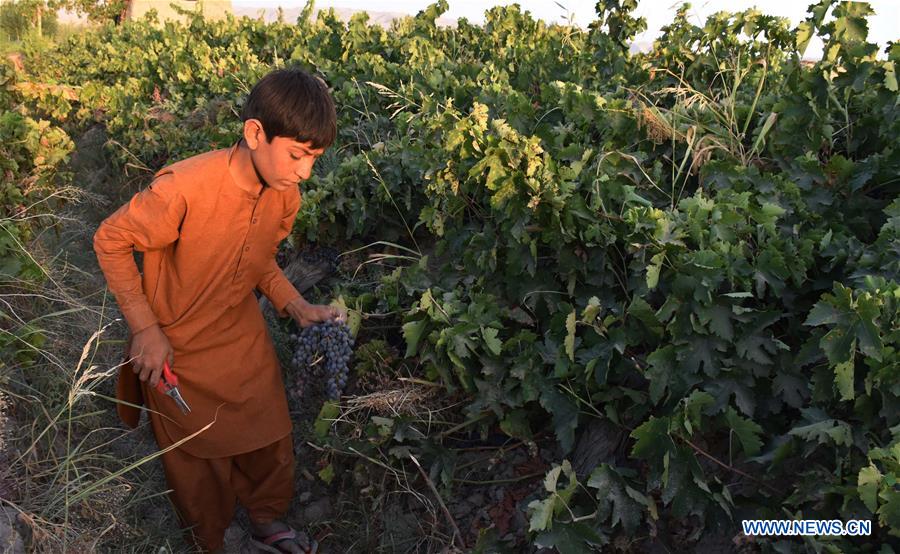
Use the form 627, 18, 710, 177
155, 360, 191, 414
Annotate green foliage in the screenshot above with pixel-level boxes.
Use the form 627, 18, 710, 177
858, 431, 900, 537
1, 1, 34, 42
0, 63, 73, 282
60, 0, 128, 24
0, 310, 47, 365
0, 1, 59, 41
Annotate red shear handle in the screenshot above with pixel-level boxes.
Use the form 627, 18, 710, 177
155, 360, 178, 393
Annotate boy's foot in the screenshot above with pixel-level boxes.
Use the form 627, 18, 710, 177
249, 519, 317, 554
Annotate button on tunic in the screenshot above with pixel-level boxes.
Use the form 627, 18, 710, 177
93, 142, 303, 458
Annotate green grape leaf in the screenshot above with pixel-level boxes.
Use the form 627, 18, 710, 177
402, 319, 427, 358
725, 407, 763, 456
539, 386, 579, 454
565, 309, 577, 362
481, 326, 502, 355
834, 358, 855, 401
858, 464, 882, 513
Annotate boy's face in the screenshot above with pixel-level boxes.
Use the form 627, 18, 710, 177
243, 119, 326, 192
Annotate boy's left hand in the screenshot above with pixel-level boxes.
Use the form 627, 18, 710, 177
285, 297, 347, 328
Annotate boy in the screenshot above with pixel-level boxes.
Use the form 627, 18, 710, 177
93, 68, 344, 554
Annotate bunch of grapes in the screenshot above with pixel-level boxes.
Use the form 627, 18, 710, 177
276, 243, 339, 273
300, 246, 339, 273
288, 320, 354, 401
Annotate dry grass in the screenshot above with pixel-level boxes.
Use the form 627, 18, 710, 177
627, 54, 777, 210
0, 133, 193, 552
0, 265, 186, 552
343, 382, 438, 417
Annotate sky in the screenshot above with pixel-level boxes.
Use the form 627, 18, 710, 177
232, 0, 898, 58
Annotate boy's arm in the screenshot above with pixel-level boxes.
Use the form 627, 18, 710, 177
257, 193, 303, 318
92, 173, 185, 335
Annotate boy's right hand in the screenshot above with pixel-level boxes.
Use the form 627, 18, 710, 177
285, 296, 347, 328
128, 323, 175, 389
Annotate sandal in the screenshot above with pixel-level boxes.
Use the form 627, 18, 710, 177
249, 526, 319, 554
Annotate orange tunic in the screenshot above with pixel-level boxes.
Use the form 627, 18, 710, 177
93, 142, 302, 458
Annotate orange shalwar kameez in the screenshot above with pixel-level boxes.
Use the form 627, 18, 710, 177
93, 141, 304, 552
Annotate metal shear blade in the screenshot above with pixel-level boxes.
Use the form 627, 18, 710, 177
166, 387, 191, 414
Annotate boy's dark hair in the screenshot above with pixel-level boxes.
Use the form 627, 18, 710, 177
241, 68, 337, 149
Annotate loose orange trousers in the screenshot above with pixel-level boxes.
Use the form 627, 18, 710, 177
159, 434, 295, 552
